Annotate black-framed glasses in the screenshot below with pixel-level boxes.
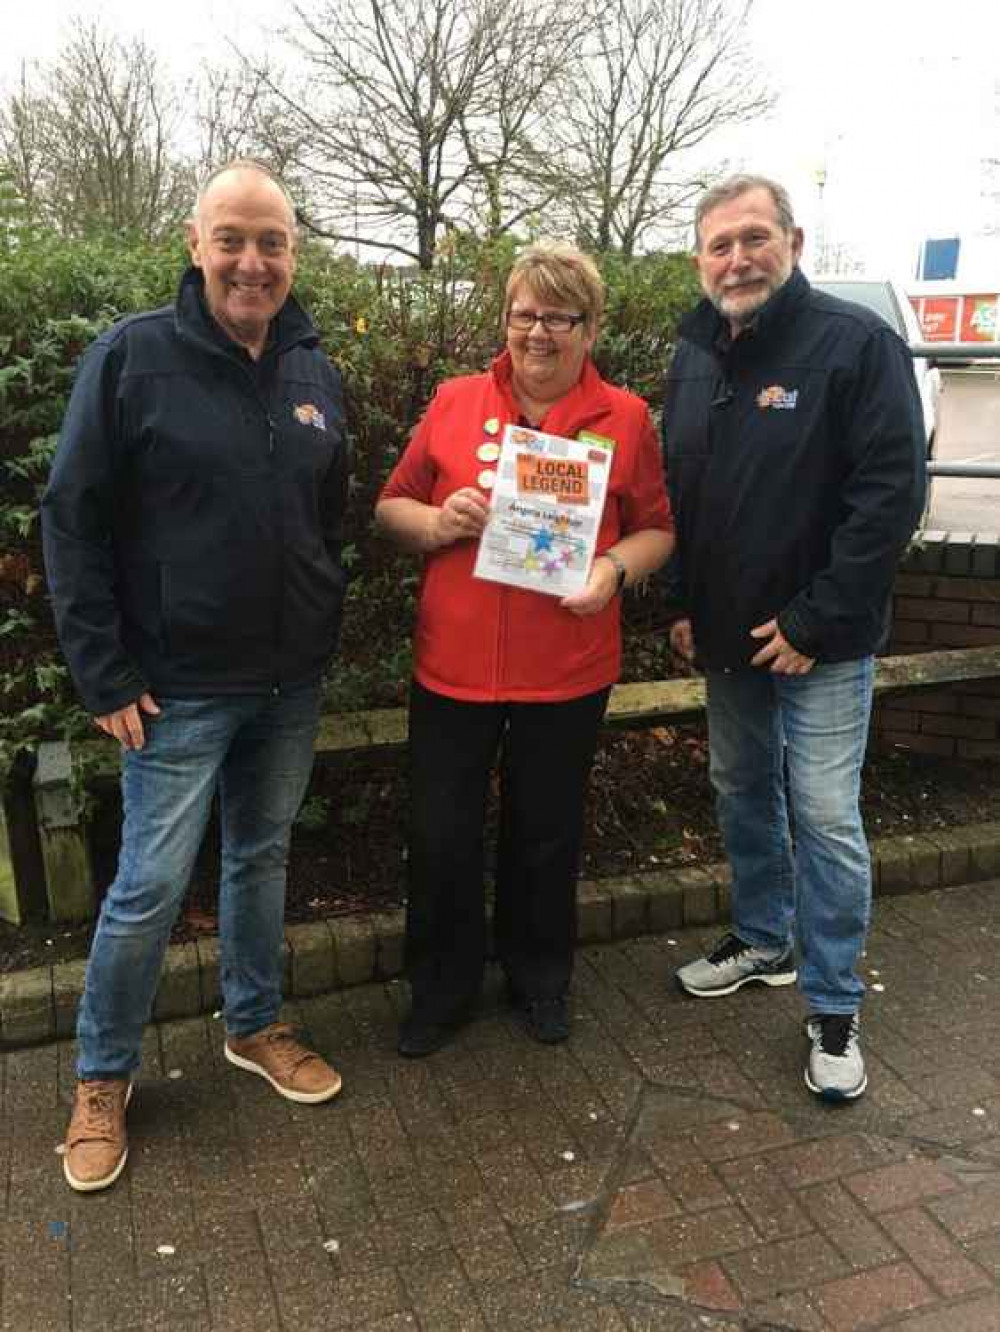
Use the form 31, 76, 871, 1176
506, 308, 587, 333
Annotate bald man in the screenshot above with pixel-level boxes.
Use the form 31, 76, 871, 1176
42, 161, 349, 1192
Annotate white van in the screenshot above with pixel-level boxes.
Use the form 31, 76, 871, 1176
812, 277, 942, 456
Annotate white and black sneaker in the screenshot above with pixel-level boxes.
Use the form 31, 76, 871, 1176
675, 931, 797, 998
805, 1013, 867, 1101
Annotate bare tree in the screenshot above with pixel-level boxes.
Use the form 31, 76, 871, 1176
556, 0, 771, 256
453, 0, 585, 243
195, 61, 311, 184
0, 167, 28, 246
235, 0, 578, 268
0, 21, 194, 239
256, 0, 494, 268
0, 0, 772, 261
0, 68, 49, 226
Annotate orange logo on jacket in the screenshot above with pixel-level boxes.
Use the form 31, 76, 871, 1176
756, 385, 798, 411
293, 403, 327, 430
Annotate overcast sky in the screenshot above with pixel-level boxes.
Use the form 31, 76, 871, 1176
738, 0, 1000, 282
3, 0, 999, 281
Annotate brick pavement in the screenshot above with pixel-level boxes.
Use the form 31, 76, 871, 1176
4, 880, 1000, 1330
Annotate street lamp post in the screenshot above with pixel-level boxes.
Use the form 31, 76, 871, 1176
815, 164, 828, 272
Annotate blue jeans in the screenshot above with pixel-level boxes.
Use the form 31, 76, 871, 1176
706, 658, 875, 1015
77, 686, 321, 1080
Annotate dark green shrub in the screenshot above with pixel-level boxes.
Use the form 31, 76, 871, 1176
0, 227, 699, 769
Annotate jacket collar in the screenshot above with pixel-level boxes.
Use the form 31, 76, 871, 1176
678, 265, 812, 357
174, 266, 320, 364
489, 348, 613, 431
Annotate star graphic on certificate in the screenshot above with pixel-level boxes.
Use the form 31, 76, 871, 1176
524, 552, 540, 572
532, 529, 554, 553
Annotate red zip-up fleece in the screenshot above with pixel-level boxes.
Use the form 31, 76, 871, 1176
379, 350, 673, 703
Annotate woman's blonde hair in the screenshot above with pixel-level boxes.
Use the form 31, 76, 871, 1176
504, 241, 605, 332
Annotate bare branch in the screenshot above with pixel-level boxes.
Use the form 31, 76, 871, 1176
0, 19, 194, 239
553, 0, 772, 255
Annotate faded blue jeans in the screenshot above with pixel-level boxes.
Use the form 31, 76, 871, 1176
706, 657, 875, 1015
76, 685, 321, 1080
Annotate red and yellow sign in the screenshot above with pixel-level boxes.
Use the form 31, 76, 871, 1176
912, 294, 1000, 343
960, 296, 999, 344
516, 453, 589, 504
916, 297, 959, 342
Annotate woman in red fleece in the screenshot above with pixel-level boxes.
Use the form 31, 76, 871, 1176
376, 241, 674, 1056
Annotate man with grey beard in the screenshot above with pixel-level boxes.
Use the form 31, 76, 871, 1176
661, 174, 925, 1102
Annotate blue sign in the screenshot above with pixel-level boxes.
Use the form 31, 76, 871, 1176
918, 238, 960, 280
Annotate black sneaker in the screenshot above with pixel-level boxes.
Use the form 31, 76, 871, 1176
520, 996, 570, 1045
397, 1009, 469, 1058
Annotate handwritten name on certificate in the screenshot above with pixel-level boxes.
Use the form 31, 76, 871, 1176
473, 424, 611, 598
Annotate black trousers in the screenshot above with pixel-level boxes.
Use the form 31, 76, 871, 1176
405, 680, 610, 1022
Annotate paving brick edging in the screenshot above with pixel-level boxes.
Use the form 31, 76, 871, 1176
3, 820, 1000, 1048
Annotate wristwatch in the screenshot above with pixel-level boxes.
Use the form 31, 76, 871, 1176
601, 550, 628, 594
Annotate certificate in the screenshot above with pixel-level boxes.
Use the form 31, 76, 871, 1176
473, 424, 611, 598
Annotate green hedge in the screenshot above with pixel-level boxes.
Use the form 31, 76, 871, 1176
0, 228, 700, 774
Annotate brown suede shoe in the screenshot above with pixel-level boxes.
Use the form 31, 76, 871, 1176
63, 1079, 133, 1193
224, 1023, 342, 1104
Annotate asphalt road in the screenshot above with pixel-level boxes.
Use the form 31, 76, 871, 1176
926, 368, 1000, 534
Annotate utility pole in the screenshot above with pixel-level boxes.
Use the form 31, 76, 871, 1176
815, 163, 828, 273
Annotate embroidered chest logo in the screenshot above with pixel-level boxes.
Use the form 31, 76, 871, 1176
756, 385, 798, 411
293, 403, 327, 431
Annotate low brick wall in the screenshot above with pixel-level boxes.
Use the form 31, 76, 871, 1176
875, 534, 1000, 758
4, 823, 1000, 1046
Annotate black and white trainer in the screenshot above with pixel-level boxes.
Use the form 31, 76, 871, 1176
675, 931, 796, 998
805, 1012, 867, 1101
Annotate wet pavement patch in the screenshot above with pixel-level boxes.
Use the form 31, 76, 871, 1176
576, 1083, 1000, 1329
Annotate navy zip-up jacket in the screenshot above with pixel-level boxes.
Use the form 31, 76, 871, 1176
41, 267, 349, 716
661, 268, 925, 670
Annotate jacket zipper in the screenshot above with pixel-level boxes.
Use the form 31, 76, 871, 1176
236, 357, 283, 694
262, 402, 283, 694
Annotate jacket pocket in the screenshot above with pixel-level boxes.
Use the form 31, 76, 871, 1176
161, 558, 272, 666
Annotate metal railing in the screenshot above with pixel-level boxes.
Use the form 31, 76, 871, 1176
911, 343, 1000, 360
913, 342, 1000, 480
927, 461, 1000, 478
